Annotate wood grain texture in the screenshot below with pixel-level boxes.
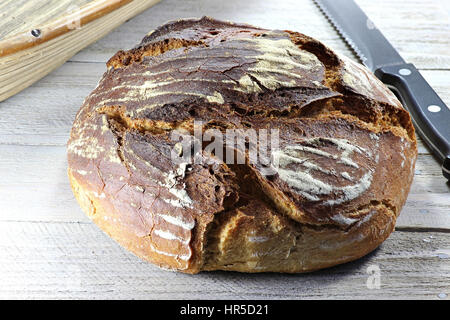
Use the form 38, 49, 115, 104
0, 0, 160, 102
0, 221, 448, 299
0, 0, 448, 299
0, 0, 92, 40
0, 0, 135, 56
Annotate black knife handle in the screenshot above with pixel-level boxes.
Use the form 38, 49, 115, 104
375, 63, 450, 180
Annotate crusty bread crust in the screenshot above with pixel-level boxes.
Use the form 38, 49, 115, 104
67, 17, 417, 273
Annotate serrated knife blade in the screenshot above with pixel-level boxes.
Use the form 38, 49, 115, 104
314, 0, 450, 180
313, 0, 405, 71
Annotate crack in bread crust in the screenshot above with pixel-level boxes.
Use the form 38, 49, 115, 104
202, 199, 398, 273
107, 38, 207, 70
67, 17, 418, 274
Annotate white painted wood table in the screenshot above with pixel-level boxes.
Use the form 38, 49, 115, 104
0, 0, 449, 299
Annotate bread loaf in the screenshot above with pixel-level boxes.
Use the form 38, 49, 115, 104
67, 17, 417, 273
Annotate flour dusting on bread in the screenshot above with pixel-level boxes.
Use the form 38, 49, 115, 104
67, 17, 417, 274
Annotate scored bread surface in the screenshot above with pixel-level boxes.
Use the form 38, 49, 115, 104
67, 17, 417, 273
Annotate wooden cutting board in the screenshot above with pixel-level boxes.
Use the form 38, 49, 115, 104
0, 0, 161, 102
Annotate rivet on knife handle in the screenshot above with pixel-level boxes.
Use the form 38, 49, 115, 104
375, 64, 450, 180
314, 0, 450, 180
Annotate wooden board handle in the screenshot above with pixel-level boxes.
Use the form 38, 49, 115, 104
0, 0, 133, 57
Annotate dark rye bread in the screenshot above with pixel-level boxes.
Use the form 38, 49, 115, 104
67, 17, 417, 273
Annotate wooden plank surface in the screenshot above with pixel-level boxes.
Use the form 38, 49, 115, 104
0, 0, 161, 102
0, 222, 448, 299
0, 0, 449, 299
0, 0, 92, 40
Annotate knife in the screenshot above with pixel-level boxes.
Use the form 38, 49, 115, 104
314, 0, 450, 180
